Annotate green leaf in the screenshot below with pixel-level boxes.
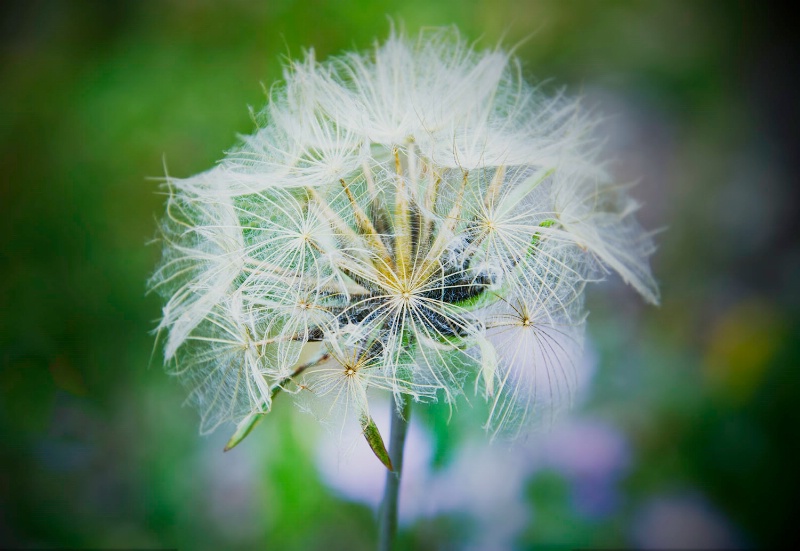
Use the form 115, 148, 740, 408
360, 414, 393, 471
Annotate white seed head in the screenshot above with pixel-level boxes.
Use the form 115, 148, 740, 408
151, 26, 658, 440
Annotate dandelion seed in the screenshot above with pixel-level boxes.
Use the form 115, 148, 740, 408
150, 26, 657, 457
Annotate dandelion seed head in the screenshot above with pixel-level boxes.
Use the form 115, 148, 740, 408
150, 26, 658, 442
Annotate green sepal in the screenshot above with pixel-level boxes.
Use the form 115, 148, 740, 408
452, 283, 498, 312
528, 218, 557, 254
224, 411, 266, 452
360, 414, 394, 471
223, 350, 329, 452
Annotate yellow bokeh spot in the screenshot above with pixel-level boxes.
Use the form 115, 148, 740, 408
705, 299, 783, 403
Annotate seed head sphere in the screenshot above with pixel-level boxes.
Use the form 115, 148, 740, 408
150, 28, 658, 446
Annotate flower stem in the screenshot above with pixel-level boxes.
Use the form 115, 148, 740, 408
378, 393, 411, 551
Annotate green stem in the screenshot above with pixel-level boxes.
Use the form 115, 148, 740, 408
378, 393, 411, 551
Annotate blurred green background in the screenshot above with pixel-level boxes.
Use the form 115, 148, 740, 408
2, 1, 798, 549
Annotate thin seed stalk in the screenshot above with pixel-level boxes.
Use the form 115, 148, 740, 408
393, 147, 412, 281
378, 393, 411, 551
